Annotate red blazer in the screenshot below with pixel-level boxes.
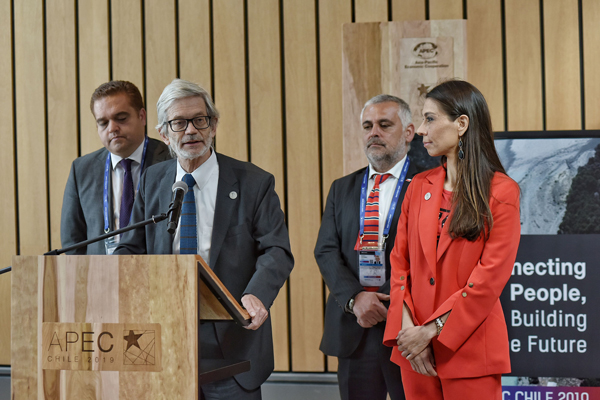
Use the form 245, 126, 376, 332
383, 166, 521, 379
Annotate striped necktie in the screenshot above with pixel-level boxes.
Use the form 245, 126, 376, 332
119, 158, 134, 229
180, 174, 197, 254
362, 173, 392, 245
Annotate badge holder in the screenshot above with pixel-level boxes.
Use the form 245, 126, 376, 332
104, 229, 119, 255
358, 237, 387, 289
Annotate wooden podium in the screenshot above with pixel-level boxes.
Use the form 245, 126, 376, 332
10, 254, 251, 399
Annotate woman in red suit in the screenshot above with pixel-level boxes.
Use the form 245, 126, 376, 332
383, 80, 521, 399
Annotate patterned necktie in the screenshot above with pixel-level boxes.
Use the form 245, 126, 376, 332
180, 174, 197, 254
362, 173, 392, 245
119, 158, 134, 229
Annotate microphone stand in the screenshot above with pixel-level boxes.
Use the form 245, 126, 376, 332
0, 208, 174, 275
44, 212, 170, 256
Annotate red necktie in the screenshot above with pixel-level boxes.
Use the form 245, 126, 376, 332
361, 173, 392, 245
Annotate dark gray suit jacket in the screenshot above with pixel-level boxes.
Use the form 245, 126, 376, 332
113, 154, 294, 390
60, 137, 171, 255
314, 161, 419, 358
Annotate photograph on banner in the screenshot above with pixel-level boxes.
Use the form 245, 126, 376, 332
496, 134, 600, 391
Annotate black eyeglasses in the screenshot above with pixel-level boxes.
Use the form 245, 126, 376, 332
167, 116, 211, 132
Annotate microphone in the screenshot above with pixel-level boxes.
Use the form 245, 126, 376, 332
167, 181, 189, 234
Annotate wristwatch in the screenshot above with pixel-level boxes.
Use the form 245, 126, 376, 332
347, 297, 356, 314
435, 317, 444, 336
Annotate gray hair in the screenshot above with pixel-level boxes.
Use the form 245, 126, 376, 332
155, 79, 220, 133
360, 94, 412, 130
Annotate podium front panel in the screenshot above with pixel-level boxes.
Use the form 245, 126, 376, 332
11, 255, 200, 400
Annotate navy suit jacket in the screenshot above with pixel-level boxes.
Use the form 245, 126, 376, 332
314, 160, 420, 358
114, 153, 294, 390
60, 137, 171, 254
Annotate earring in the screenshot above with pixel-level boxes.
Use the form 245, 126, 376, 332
458, 139, 464, 160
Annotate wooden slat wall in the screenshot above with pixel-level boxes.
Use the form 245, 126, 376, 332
111, 0, 144, 99
505, 0, 544, 131
284, 0, 324, 372
543, 0, 581, 131
78, 0, 110, 156
46, 0, 78, 251
467, 0, 504, 131
213, 0, 248, 161
145, 0, 177, 136
355, 0, 388, 22
1, 0, 599, 373
583, 0, 600, 129
429, 0, 463, 19
0, 0, 15, 366
14, 0, 48, 257
247, 0, 288, 370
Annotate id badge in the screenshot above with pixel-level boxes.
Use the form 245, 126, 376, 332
358, 241, 386, 288
104, 235, 119, 255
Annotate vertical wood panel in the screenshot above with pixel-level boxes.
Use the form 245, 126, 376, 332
429, 0, 463, 19
0, 273, 9, 363
247, 0, 288, 371
212, 0, 247, 161
78, 0, 110, 156
179, 0, 212, 92
319, 0, 352, 208
0, 0, 15, 364
544, 0, 581, 130
319, 0, 352, 373
47, 0, 78, 250
145, 0, 177, 137
467, 0, 505, 131
392, 0, 425, 21
342, 23, 383, 174
505, 0, 543, 131
15, 0, 48, 256
355, 0, 388, 22
583, 0, 600, 129
111, 0, 144, 94
284, 0, 324, 372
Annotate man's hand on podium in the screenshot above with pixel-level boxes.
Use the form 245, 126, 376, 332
241, 294, 268, 330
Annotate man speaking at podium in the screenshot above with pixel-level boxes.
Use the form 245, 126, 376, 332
114, 79, 294, 399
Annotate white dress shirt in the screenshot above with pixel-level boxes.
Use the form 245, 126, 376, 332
110, 140, 145, 229
367, 155, 408, 241
172, 149, 219, 263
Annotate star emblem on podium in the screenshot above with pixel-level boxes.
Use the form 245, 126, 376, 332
124, 330, 143, 351
123, 330, 156, 365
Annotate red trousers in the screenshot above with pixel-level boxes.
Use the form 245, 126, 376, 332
401, 368, 502, 400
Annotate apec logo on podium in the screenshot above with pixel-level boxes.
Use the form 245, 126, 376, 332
42, 323, 162, 372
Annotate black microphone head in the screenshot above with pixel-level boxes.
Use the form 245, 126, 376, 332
172, 180, 189, 194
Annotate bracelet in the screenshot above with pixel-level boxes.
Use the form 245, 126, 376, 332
434, 317, 444, 336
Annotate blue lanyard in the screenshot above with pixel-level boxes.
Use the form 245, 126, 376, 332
103, 136, 149, 232
359, 157, 410, 241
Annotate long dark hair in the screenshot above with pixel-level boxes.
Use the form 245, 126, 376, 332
426, 80, 506, 241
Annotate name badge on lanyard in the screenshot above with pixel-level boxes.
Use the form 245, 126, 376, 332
357, 158, 410, 288
103, 136, 149, 254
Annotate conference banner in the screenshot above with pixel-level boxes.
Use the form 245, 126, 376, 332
495, 134, 600, 387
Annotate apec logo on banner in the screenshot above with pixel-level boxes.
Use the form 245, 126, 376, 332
500, 234, 600, 377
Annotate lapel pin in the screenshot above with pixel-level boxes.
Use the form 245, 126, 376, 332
425, 192, 431, 200
229, 191, 238, 200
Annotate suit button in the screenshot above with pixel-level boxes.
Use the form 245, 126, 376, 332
469, 282, 474, 288
430, 278, 435, 285
400, 276, 405, 280
401, 286, 405, 290
462, 292, 467, 297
